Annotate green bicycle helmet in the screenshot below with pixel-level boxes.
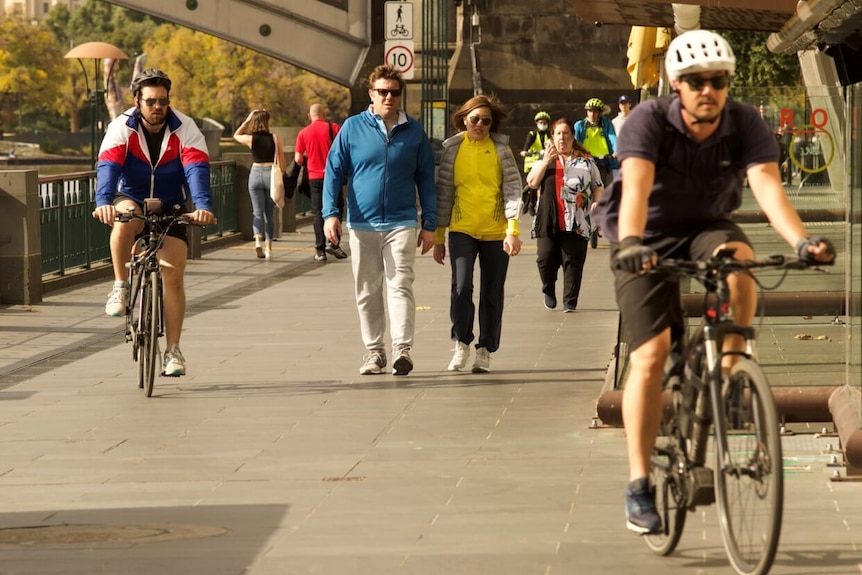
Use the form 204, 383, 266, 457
534, 111, 551, 122
585, 98, 605, 111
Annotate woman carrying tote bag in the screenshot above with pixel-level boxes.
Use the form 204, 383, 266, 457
233, 109, 287, 259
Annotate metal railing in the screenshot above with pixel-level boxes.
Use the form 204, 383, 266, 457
39, 161, 238, 276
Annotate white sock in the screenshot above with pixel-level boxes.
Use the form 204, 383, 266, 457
114, 281, 126, 289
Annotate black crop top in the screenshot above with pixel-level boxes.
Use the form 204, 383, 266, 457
251, 133, 277, 163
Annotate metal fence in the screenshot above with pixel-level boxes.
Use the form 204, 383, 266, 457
39, 161, 238, 276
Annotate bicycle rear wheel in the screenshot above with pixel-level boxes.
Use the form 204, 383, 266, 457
714, 358, 783, 575
645, 438, 687, 555
141, 271, 161, 397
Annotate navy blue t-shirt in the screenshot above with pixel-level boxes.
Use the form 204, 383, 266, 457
594, 96, 779, 242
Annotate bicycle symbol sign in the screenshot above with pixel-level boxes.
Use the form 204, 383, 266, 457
385, 1, 413, 40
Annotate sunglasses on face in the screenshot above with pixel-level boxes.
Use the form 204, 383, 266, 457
467, 116, 492, 126
141, 97, 170, 107
372, 88, 402, 98
681, 74, 730, 91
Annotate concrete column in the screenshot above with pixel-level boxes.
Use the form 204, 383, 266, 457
798, 50, 846, 193
0, 170, 41, 305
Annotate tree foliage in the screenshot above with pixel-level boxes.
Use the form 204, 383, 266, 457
0, 0, 349, 143
724, 31, 801, 87
0, 17, 66, 134
141, 25, 349, 128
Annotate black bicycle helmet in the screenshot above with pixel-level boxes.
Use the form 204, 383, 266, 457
131, 68, 172, 97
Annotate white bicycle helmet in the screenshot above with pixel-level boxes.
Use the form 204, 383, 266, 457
665, 30, 736, 80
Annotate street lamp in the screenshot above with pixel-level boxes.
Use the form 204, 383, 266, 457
64, 42, 128, 168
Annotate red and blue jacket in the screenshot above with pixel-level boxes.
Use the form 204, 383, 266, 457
96, 106, 212, 211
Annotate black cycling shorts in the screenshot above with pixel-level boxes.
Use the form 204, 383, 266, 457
113, 195, 189, 244
610, 220, 751, 352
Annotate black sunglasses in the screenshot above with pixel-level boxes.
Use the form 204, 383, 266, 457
141, 97, 170, 107
467, 116, 492, 126
681, 74, 730, 91
372, 88, 402, 98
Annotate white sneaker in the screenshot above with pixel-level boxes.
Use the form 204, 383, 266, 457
448, 341, 470, 371
472, 347, 491, 373
162, 345, 186, 376
359, 351, 386, 375
105, 286, 128, 317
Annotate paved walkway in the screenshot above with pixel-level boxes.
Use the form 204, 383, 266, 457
0, 218, 858, 574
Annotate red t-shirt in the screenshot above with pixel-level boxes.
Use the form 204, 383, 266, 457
294, 120, 339, 180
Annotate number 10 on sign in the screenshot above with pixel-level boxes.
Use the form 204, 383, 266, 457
385, 40, 415, 79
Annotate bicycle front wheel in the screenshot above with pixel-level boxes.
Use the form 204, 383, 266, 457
142, 271, 161, 397
714, 358, 783, 575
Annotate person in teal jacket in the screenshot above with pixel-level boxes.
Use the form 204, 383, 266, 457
573, 98, 618, 187
323, 64, 436, 378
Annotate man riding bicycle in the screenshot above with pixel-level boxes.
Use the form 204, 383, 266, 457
593, 30, 835, 535
92, 68, 216, 377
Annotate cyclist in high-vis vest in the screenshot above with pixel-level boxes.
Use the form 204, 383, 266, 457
520, 111, 551, 220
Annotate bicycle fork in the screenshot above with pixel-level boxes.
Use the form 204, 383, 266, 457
702, 322, 759, 480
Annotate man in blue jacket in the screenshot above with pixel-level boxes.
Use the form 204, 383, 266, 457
323, 64, 436, 377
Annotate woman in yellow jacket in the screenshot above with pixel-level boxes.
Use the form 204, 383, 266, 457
433, 94, 523, 373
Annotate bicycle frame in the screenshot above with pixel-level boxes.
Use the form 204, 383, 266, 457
118, 206, 191, 395
646, 249, 818, 574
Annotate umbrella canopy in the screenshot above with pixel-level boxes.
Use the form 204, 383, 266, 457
626, 26, 672, 89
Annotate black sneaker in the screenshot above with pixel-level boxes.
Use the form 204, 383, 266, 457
326, 242, 348, 259
313, 251, 327, 262
625, 477, 661, 534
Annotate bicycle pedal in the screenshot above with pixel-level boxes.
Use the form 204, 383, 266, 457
687, 466, 715, 508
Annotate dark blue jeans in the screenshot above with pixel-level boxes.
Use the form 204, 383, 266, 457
448, 232, 510, 353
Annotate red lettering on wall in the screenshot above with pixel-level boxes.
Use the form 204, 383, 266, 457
810, 108, 828, 128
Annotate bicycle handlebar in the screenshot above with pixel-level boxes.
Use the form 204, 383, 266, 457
652, 251, 815, 280
114, 210, 199, 227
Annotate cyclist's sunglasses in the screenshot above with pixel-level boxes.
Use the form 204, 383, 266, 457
681, 74, 730, 91
467, 116, 492, 126
141, 97, 170, 107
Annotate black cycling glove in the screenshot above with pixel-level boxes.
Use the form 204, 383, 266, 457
795, 235, 836, 264
613, 236, 656, 274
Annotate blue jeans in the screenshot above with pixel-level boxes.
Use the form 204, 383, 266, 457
249, 165, 275, 240
448, 232, 510, 353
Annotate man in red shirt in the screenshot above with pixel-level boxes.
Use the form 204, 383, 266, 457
295, 104, 346, 261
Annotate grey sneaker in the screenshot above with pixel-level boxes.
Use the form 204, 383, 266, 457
162, 345, 186, 377
447, 341, 470, 371
625, 477, 661, 534
359, 351, 386, 375
392, 346, 414, 376
105, 285, 129, 317
472, 347, 491, 373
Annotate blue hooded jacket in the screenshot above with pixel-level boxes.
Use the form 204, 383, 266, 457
322, 108, 436, 232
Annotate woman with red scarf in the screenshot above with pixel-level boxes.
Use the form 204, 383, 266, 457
527, 118, 604, 312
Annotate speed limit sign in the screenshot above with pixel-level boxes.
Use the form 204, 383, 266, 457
385, 40, 415, 79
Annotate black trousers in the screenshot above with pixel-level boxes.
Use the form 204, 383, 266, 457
448, 232, 510, 353
310, 179, 345, 252
536, 231, 589, 309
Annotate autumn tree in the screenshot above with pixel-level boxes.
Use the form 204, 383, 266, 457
0, 17, 66, 135
141, 24, 349, 129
